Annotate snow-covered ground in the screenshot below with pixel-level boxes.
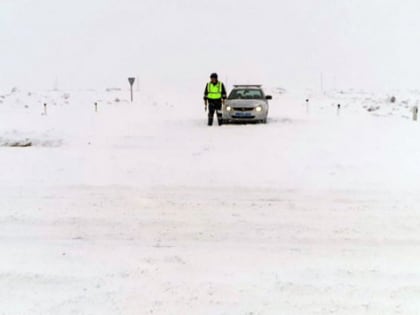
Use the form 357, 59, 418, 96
1, 87, 420, 314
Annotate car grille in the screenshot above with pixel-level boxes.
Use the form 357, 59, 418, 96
233, 107, 254, 112
232, 115, 256, 119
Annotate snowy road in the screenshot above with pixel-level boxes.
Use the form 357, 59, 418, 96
1, 89, 420, 314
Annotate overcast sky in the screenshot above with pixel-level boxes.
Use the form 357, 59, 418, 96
1, 0, 420, 92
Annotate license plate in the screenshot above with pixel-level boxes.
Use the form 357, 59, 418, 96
235, 112, 252, 117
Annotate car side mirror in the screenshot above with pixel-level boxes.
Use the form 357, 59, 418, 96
265, 95, 272, 100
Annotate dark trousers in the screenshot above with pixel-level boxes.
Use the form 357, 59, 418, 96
208, 99, 223, 126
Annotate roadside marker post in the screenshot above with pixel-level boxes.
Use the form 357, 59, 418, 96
337, 104, 341, 116
128, 77, 136, 102
305, 99, 309, 113
95, 102, 98, 112
413, 106, 418, 121
44, 103, 47, 115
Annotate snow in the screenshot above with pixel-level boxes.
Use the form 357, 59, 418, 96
1, 87, 420, 314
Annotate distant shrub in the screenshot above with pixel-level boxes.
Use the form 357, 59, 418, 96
62, 93, 71, 100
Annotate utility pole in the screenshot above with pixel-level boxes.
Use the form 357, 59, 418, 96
53, 77, 59, 91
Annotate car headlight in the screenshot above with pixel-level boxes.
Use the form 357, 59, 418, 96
226, 105, 232, 111
255, 105, 263, 112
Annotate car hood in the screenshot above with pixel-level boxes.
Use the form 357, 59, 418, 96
226, 99, 266, 108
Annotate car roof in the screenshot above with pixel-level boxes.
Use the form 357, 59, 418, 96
233, 84, 262, 88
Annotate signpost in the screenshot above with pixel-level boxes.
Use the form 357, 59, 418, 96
128, 77, 136, 102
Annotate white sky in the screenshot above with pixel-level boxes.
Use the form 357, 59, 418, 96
1, 0, 420, 92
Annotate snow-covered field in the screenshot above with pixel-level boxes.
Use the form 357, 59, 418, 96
1, 87, 420, 314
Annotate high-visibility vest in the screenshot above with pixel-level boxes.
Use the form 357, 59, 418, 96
207, 82, 223, 99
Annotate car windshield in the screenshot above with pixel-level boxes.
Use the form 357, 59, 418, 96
229, 89, 264, 100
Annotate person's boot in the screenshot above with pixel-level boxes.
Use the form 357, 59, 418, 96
208, 117, 213, 126
217, 111, 223, 126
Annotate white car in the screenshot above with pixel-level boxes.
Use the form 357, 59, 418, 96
222, 85, 272, 124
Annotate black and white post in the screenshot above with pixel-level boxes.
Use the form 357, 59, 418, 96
128, 77, 136, 102
413, 106, 418, 121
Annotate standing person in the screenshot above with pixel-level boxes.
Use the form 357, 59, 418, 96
204, 73, 227, 126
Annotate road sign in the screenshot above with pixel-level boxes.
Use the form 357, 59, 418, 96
128, 77, 136, 102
